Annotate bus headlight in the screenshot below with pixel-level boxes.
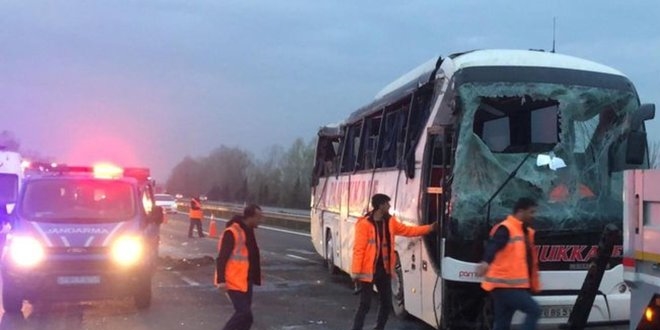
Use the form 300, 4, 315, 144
9, 236, 45, 268
111, 236, 144, 266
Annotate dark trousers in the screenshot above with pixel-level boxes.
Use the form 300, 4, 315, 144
351, 271, 392, 330
188, 218, 204, 237
491, 288, 541, 330
223, 285, 253, 330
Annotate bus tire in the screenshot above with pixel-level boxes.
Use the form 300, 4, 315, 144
2, 282, 23, 314
325, 231, 339, 275
134, 275, 152, 310
391, 253, 409, 318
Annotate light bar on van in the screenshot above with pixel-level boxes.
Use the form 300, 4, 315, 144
93, 163, 124, 179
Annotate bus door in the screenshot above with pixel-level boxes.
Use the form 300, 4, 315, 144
419, 125, 454, 324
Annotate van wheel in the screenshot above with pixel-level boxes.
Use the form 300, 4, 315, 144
134, 276, 152, 309
325, 232, 338, 275
2, 282, 23, 313
391, 254, 409, 318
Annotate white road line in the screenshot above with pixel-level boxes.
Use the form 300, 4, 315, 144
286, 248, 315, 255
286, 254, 315, 262
173, 271, 200, 286
176, 211, 311, 237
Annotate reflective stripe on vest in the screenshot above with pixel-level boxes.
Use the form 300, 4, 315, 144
224, 224, 250, 292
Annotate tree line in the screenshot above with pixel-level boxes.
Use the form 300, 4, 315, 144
164, 138, 316, 209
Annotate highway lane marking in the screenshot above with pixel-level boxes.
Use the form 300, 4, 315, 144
175, 211, 311, 237
173, 271, 200, 286
286, 248, 315, 255
286, 254, 315, 262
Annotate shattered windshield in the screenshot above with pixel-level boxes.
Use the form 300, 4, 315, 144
451, 80, 638, 237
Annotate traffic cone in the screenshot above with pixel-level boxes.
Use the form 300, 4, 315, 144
209, 214, 218, 238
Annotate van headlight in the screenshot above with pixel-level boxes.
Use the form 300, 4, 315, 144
9, 236, 45, 268
111, 236, 144, 266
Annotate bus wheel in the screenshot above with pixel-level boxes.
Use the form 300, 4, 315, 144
134, 275, 152, 310
325, 231, 338, 275
391, 253, 409, 318
2, 282, 23, 314
476, 295, 494, 330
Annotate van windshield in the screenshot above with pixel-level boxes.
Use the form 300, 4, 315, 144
20, 179, 136, 223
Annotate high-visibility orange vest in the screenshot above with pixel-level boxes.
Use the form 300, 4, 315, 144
351, 215, 433, 283
189, 199, 203, 219
222, 223, 250, 292
481, 215, 541, 292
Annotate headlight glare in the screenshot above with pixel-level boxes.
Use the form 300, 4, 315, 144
9, 236, 45, 267
111, 236, 143, 266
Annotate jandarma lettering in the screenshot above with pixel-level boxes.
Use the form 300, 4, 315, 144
46, 228, 110, 235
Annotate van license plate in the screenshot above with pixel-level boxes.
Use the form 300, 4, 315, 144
57, 276, 101, 285
541, 305, 572, 318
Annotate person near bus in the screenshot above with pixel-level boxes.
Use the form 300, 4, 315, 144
215, 204, 264, 330
188, 196, 205, 238
476, 197, 542, 330
350, 193, 437, 330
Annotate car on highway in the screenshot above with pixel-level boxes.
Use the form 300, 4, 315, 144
154, 193, 178, 214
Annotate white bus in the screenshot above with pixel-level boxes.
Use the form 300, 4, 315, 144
0, 150, 24, 216
310, 49, 655, 329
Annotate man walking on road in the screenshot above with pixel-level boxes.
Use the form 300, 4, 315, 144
188, 196, 205, 238
350, 193, 437, 330
476, 197, 542, 330
215, 204, 264, 330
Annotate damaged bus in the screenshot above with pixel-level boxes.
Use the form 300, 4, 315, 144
310, 49, 655, 329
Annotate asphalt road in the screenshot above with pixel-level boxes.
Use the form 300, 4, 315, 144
0, 213, 630, 330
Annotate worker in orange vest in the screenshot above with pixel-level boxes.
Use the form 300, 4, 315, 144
476, 197, 541, 330
350, 193, 437, 330
188, 196, 205, 238
215, 204, 263, 330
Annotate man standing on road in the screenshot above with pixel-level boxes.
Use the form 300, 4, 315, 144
188, 196, 205, 238
476, 197, 542, 330
350, 193, 437, 330
215, 204, 264, 330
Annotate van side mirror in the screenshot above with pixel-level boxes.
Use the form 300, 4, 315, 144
630, 103, 655, 131
151, 206, 164, 225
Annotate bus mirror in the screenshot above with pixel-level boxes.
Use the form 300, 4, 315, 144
630, 103, 655, 131
625, 130, 647, 165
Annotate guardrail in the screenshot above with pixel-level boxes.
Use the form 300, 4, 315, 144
176, 201, 311, 232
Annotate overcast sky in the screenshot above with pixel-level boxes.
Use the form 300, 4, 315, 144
1, 1, 659, 181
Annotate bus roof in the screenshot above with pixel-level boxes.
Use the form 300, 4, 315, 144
337, 49, 629, 126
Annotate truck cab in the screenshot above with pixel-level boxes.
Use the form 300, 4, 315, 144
1, 164, 163, 313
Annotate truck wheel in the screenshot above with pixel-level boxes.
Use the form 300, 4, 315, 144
134, 276, 152, 310
325, 232, 338, 275
2, 282, 23, 313
391, 254, 409, 318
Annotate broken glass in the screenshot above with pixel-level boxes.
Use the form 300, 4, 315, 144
450, 81, 638, 238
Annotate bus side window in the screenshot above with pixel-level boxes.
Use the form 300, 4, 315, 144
379, 107, 408, 168
341, 123, 362, 173
358, 114, 382, 171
